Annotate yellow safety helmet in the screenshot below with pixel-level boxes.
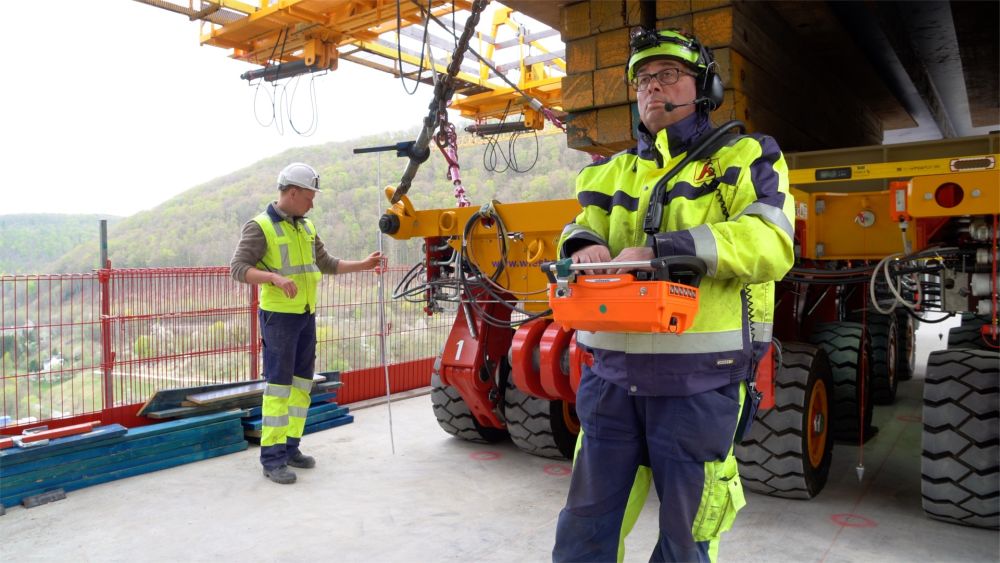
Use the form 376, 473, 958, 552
626, 28, 723, 111
627, 28, 706, 82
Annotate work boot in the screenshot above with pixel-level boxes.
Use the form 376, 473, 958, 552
287, 451, 316, 469
263, 465, 297, 484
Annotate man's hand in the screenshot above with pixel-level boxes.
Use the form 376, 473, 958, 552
571, 244, 612, 274
271, 273, 298, 298
610, 246, 654, 274
362, 251, 385, 271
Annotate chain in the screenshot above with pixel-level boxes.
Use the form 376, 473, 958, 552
392, 0, 490, 204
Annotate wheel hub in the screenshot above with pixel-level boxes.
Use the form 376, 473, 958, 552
812, 412, 825, 434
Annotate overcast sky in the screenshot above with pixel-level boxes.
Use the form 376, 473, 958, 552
2, 1, 448, 216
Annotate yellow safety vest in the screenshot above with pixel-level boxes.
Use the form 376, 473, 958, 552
253, 209, 322, 313
558, 122, 795, 394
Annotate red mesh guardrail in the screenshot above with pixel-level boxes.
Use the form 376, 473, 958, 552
1, 265, 452, 432
1, 273, 103, 428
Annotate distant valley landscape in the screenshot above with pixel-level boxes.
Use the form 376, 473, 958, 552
1, 128, 589, 275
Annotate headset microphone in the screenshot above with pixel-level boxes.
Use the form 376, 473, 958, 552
664, 98, 707, 112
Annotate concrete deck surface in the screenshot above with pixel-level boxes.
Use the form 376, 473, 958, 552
1, 318, 997, 562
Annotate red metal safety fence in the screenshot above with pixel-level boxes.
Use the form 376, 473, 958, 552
1, 266, 453, 433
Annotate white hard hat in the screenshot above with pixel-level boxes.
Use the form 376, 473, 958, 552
277, 162, 320, 191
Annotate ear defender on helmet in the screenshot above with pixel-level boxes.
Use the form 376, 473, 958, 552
696, 44, 724, 112
626, 28, 724, 113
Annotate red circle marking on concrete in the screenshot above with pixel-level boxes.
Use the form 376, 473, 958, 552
544, 464, 572, 476
831, 513, 877, 528
470, 451, 501, 461
896, 414, 921, 423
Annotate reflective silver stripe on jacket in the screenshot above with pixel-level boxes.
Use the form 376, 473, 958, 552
263, 415, 289, 427
264, 384, 291, 398
752, 321, 773, 343
278, 263, 320, 276
273, 243, 320, 276
561, 223, 604, 242
576, 329, 744, 354
734, 202, 794, 240
288, 406, 310, 419
690, 224, 718, 277
263, 215, 319, 275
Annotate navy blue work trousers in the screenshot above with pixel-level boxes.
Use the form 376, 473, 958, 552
553, 366, 742, 562
259, 309, 316, 469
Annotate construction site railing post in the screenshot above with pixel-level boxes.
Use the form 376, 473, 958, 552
249, 283, 260, 380
99, 265, 114, 411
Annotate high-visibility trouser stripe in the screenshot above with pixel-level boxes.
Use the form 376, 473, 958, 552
292, 376, 314, 393
263, 415, 289, 427
287, 376, 313, 439
264, 383, 291, 398
261, 412, 290, 447
262, 383, 291, 447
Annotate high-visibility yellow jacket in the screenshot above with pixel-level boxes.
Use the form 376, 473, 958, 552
254, 206, 323, 314
558, 115, 795, 396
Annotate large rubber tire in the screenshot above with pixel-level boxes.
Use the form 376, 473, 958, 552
504, 381, 579, 460
431, 366, 509, 444
921, 349, 999, 529
895, 310, 916, 381
737, 342, 834, 499
947, 314, 991, 351
809, 322, 874, 442
868, 314, 900, 405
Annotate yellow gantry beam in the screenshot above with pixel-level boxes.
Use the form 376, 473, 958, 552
790, 154, 999, 186
199, 0, 470, 64
353, 40, 485, 85
142, 0, 565, 127
450, 76, 563, 121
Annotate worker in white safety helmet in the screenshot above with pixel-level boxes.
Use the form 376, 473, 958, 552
230, 162, 383, 485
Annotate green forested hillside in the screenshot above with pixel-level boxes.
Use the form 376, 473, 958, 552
50, 128, 592, 272
0, 214, 121, 274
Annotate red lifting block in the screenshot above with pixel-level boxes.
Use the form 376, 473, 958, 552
539, 321, 574, 402
510, 319, 556, 400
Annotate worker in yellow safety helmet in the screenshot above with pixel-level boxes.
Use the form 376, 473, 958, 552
552, 28, 795, 562
231, 162, 383, 485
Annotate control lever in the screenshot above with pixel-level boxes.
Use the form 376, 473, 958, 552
542, 256, 707, 287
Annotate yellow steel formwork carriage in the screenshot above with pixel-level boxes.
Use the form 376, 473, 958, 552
137, 0, 565, 129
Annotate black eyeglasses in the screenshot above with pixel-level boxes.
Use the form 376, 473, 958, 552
631, 68, 695, 91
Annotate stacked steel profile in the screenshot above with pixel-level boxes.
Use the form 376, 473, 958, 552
0, 372, 352, 511
0, 412, 247, 510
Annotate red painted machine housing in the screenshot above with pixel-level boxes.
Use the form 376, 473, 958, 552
438, 287, 514, 430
